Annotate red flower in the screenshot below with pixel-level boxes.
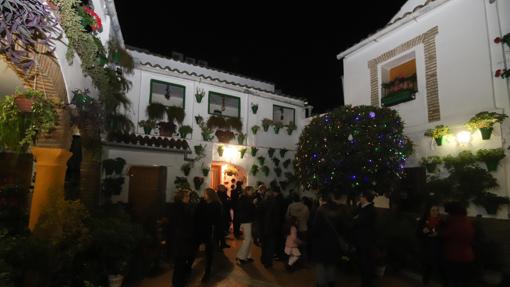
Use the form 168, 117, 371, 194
494, 37, 502, 44
495, 69, 502, 77
83, 6, 103, 32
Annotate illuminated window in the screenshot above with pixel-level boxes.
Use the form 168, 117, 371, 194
150, 79, 185, 108
380, 52, 418, 107
208, 92, 240, 118
273, 105, 295, 125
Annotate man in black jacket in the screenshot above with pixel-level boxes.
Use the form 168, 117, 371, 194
352, 190, 376, 287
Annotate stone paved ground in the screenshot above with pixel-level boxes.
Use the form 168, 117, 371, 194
139, 235, 433, 287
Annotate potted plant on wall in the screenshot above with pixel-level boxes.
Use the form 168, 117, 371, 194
420, 156, 443, 173
138, 120, 156, 135
286, 121, 297, 135
195, 88, 205, 103
262, 118, 273, 132
237, 133, 246, 145
474, 192, 510, 214
424, 124, 451, 146
251, 125, 260, 135
477, 148, 506, 172
178, 125, 193, 139
466, 111, 508, 140
251, 103, 259, 114
0, 89, 59, 153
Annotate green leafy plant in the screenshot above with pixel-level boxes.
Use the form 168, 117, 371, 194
138, 119, 156, 135
195, 88, 205, 103
268, 148, 276, 158
200, 126, 214, 141
174, 176, 190, 190
443, 150, 477, 170
273, 121, 284, 134
0, 0, 59, 72
272, 157, 280, 167
257, 156, 265, 166
195, 115, 204, 126
261, 166, 270, 177
181, 163, 192, 176
215, 130, 235, 143
166, 106, 185, 124
107, 40, 134, 72
251, 103, 258, 114
466, 111, 507, 130
102, 158, 126, 176
283, 159, 291, 169
146, 103, 166, 120
201, 166, 210, 177
239, 148, 247, 159
274, 167, 282, 177
251, 147, 258, 157
206, 115, 227, 130
420, 156, 443, 173
217, 145, 224, 157
0, 89, 59, 153
226, 117, 243, 132
477, 148, 505, 171
424, 125, 451, 146
193, 176, 204, 190
194, 144, 206, 157
251, 125, 260, 135
473, 192, 510, 214
279, 148, 288, 158
250, 165, 259, 176
287, 121, 297, 135
178, 125, 193, 139
262, 118, 273, 132
102, 158, 126, 198
237, 133, 246, 145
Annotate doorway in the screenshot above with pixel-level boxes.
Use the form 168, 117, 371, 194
128, 166, 167, 224
210, 162, 246, 197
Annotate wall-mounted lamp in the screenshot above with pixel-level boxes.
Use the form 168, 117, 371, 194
223, 145, 237, 162
456, 131, 471, 145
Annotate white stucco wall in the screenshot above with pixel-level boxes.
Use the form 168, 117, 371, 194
341, 0, 510, 218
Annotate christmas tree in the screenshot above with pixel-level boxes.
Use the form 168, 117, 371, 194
295, 105, 413, 195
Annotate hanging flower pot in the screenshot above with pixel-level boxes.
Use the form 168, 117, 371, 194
434, 136, 443, 146
251, 125, 260, 135
484, 160, 499, 172
14, 95, 33, 113
195, 89, 205, 103
262, 119, 272, 132
143, 127, 152, 135
479, 127, 493, 140
193, 176, 204, 190
251, 104, 259, 114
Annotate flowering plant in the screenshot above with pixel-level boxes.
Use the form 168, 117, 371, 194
78, 5, 102, 32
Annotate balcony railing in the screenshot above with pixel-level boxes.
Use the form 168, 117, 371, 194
381, 74, 418, 107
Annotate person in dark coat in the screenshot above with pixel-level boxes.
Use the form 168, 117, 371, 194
417, 204, 445, 285
216, 184, 231, 248
252, 184, 267, 246
231, 181, 243, 238
235, 186, 256, 263
170, 189, 194, 287
442, 202, 475, 287
260, 187, 285, 268
193, 188, 223, 283
311, 192, 350, 287
352, 190, 377, 287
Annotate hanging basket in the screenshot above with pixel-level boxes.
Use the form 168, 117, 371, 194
480, 127, 493, 140
14, 95, 33, 113
484, 160, 499, 172
251, 104, 259, 114
434, 136, 443, 146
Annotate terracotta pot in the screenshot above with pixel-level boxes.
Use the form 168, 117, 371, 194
14, 95, 33, 113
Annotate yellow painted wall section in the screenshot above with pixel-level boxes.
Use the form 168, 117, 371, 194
390, 59, 416, 80
28, 147, 72, 230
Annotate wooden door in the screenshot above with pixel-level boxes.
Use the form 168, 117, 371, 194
210, 164, 221, 190
128, 166, 166, 224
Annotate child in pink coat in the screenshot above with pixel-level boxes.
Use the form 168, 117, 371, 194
284, 217, 303, 270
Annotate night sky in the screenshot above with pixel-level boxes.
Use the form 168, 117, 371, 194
114, 1, 408, 113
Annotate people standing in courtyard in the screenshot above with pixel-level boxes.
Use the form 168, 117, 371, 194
311, 192, 350, 287
442, 202, 475, 287
260, 188, 284, 268
236, 186, 256, 264
193, 188, 223, 283
417, 203, 445, 285
252, 184, 267, 246
170, 189, 195, 287
352, 190, 376, 287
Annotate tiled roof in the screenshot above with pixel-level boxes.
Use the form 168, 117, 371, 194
127, 46, 307, 103
386, 0, 436, 27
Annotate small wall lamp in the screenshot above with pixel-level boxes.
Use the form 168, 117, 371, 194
456, 131, 471, 145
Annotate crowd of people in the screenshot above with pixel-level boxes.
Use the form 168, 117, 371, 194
165, 183, 479, 287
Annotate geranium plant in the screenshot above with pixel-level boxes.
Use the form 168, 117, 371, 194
477, 148, 506, 172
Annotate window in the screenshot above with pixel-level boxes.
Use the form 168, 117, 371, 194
273, 105, 295, 125
208, 92, 240, 118
150, 79, 185, 107
380, 52, 417, 107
